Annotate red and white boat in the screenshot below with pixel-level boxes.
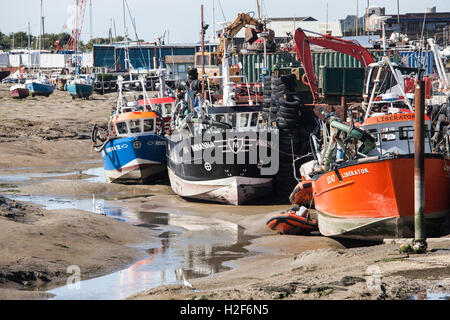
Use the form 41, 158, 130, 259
10, 84, 30, 99
303, 57, 450, 241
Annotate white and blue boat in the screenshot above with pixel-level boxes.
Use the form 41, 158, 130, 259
26, 75, 55, 97
92, 74, 174, 184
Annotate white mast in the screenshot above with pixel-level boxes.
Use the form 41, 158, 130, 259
220, 22, 235, 106
27, 22, 31, 69
38, 0, 43, 73
75, 0, 79, 76
89, 0, 93, 41
122, 0, 133, 78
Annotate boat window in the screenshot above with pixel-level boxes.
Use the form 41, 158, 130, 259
116, 122, 128, 135
381, 127, 396, 141
399, 126, 413, 140
367, 129, 378, 142
164, 103, 172, 115
239, 113, 249, 127
143, 119, 155, 132
196, 55, 210, 66
215, 114, 225, 123
211, 54, 218, 66
250, 113, 259, 127
152, 103, 162, 113
228, 113, 237, 127
129, 119, 141, 133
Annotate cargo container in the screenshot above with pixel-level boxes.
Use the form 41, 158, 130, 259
237, 49, 434, 83
93, 44, 196, 71
318, 67, 366, 97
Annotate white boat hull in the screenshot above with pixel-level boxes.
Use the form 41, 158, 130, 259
168, 168, 273, 205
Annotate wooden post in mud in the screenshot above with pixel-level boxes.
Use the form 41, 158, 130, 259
413, 78, 427, 253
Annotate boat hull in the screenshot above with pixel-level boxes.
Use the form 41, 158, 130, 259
67, 83, 93, 98
312, 156, 450, 240
10, 87, 29, 99
101, 134, 167, 184
165, 130, 277, 205
168, 167, 273, 205
27, 82, 55, 96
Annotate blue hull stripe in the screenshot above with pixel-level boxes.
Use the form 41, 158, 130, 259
67, 83, 93, 97
27, 83, 55, 94
101, 134, 166, 172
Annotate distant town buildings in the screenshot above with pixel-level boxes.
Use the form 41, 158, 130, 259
341, 6, 450, 45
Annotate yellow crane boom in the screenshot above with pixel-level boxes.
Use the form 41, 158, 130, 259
216, 12, 264, 64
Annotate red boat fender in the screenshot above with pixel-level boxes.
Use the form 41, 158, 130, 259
289, 180, 313, 205
266, 206, 318, 235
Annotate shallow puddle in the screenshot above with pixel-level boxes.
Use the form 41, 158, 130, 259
410, 291, 450, 300
4, 165, 251, 300
0, 166, 105, 184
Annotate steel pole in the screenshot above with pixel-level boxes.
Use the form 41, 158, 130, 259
413, 79, 427, 253
201, 5, 206, 99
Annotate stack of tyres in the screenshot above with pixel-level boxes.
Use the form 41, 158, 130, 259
272, 74, 303, 199
262, 76, 272, 119
188, 68, 198, 81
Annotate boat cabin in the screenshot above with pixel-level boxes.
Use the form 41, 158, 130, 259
136, 97, 175, 117
211, 112, 260, 129
361, 112, 432, 156
200, 107, 263, 134
112, 111, 162, 137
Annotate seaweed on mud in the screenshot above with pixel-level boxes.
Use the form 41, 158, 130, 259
0, 196, 28, 222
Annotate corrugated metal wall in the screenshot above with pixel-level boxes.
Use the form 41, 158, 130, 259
398, 51, 434, 74
93, 45, 196, 70
238, 50, 434, 83
39, 54, 66, 68
93, 46, 116, 69
0, 53, 9, 67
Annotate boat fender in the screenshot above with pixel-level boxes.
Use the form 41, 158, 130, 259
289, 180, 313, 205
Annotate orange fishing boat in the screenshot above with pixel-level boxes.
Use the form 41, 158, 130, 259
305, 57, 450, 241
312, 113, 449, 240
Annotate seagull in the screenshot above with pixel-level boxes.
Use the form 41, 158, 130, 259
92, 194, 105, 215
183, 275, 194, 289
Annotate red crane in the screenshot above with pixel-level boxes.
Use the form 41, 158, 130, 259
293, 27, 376, 102
65, 0, 88, 51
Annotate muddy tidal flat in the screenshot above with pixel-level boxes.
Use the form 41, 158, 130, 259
0, 84, 449, 300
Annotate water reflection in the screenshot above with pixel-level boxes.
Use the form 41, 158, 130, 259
0, 166, 105, 183
5, 193, 248, 300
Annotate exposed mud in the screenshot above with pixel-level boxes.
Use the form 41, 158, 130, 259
0, 83, 448, 300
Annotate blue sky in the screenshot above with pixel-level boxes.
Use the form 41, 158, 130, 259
1, 0, 449, 44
